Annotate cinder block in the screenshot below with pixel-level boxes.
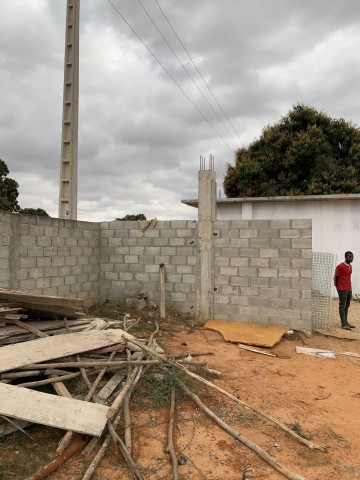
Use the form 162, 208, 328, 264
291, 299, 312, 309
214, 275, 230, 286
250, 238, 271, 248
129, 264, 145, 273
240, 229, 258, 238
257, 229, 279, 239
259, 287, 280, 297
241, 286, 259, 296
36, 278, 51, 289
170, 292, 187, 302
215, 257, 230, 267
279, 249, 301, 259
270, 258, 290, 268
301, 249, 312, 258
250, 258, 270, 268
230, 276, 249, 287
300, 268, 312, 278
249, 296, 270, 307
270, 239, 291, 248
221, 285, 239, 295
20, 236, 36, 247
230, 258, 249, 267
270, 298, 290, 308
301, 229, 312, 239
270, 220, 291, 228
135, 273, 150, 282
28, 247, 44, 257
124, 255, 139, 264
250, 278, 269, 287
29, 268, 45, 279
21, 257, 37, 268
230, 296, 249, 305
222, 247, 241, 257
176, 265, 193, 274
19, 279, 36, 290
291, 278, 312, 289
260, 248, 279, 258
292, 238, 312, 249
291, 258, 312, 268
220, 266, 238, 276
258, 268, 278, 278
230, 220, 249, 228
292, 219, 312, 229
280, 288, 300, 299
175, 283, 193, 293
279, 268, 299, 279
279, 308, 300, 319
249, 220, 270, 228
230, 239, 249, 248
279, 229, 300, 239
239, 248, 259, 258
169, 238, 185, 246
183, 274, 196, 284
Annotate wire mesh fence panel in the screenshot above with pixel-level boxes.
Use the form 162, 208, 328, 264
312, 252, 337, 329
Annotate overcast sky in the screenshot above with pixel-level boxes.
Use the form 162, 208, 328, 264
1, 0, 359, 222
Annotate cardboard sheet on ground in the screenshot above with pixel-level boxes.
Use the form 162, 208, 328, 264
203, 320, 289, 347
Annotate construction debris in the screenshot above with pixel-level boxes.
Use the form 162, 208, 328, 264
295, 346, 336, 358
0, 288, 321, 480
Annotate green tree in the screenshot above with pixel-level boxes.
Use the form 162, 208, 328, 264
223, 104, 360, 197
0, 159, 20, 212
20, 208, 49, 217
116, 214, 147, 221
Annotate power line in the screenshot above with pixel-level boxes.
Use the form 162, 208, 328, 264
105, 0, 234, 153
153, 0, 242, 143
137, 0, 240, 149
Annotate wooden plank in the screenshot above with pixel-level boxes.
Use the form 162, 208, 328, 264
0, 288, 84, 309
0, 383, 109, 436
238, 343, 276, 357
0, 329, 128, 373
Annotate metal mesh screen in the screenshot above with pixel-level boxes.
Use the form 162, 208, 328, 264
312, 252, 337, 329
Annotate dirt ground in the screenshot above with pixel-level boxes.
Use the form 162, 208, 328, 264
1, 300, 360, 480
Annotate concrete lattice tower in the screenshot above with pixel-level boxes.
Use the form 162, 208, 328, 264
58, 0, 80, 220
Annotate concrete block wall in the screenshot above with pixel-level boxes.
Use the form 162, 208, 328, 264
0, 211, 11, 288
213, 219, 312, 330
2, 212, 100, 302
100, 220, 198, 313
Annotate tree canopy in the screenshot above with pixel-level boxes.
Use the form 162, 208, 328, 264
20, 208, 49, 217
116, 214, 147, 221
223, 104, 360, 197
0, 159, 49, 216
0, 159, 20, 212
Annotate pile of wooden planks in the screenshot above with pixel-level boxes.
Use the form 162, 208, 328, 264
0, 288, 92, 346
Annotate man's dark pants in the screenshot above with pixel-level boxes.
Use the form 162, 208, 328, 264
337, 290, 352, 325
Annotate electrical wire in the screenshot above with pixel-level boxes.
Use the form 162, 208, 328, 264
105, 0, 234, 153
137, 0, 240, 149
153, 0, 242, 143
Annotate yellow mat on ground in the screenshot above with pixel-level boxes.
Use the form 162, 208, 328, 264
203, 320, 289, 347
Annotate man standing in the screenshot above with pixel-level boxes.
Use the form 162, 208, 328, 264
334, 251, 355, 330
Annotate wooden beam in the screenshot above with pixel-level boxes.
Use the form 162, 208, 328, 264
0, 329, 128, 373
0, 383, 109, 436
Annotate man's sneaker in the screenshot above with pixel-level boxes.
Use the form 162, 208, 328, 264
341, 324, 352, 331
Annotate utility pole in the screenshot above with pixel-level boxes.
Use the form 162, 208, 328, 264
59, 0, 80, 220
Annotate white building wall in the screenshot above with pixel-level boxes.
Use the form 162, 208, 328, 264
217, 199, 360, 294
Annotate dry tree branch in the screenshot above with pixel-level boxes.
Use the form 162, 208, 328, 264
177, 380, 308, 480
122, 334, 326, 452
166, 388, 179, 480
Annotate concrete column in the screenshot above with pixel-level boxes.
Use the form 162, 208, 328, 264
196, 167, 216, 321
59, 0, 80, 220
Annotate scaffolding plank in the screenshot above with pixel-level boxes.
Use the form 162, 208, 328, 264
0, 329, 126, 373
0, 383, 109, 436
